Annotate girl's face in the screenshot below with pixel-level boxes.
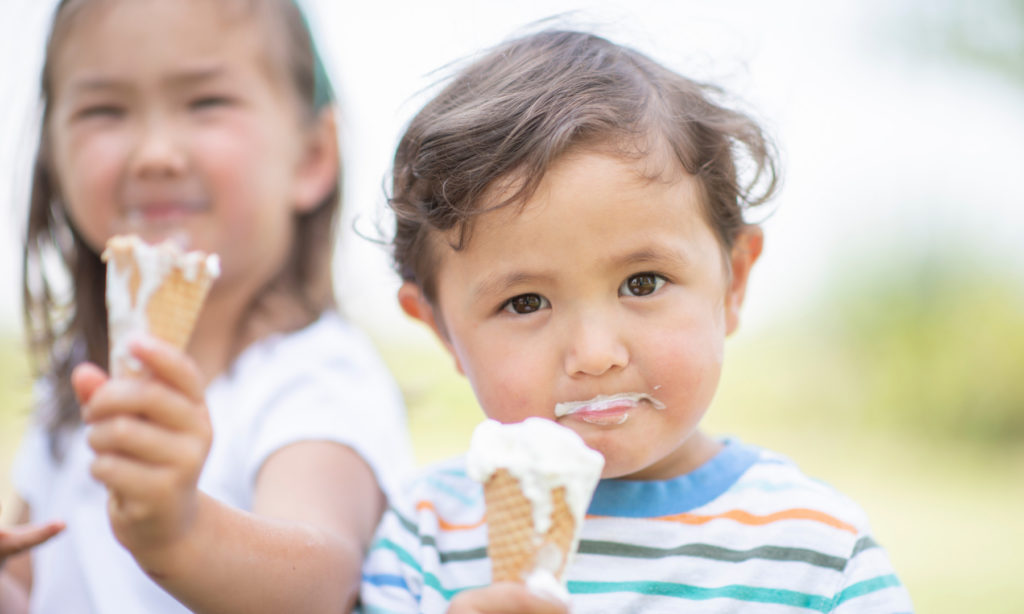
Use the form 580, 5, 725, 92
402, 149, 761, 480
48, 0, 331, 295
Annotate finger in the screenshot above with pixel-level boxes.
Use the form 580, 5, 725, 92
130, 335, 205, 402
83, 378, 204, 433
71, 363, 109, 406
0, 522, 65, 556
453, 583, 568, 614
90, 454, 179, 512
88, 416, 206, 466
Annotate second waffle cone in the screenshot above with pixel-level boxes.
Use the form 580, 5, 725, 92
483, 468, 576, 583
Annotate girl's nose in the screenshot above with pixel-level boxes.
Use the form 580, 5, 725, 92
563, 311, 630, 377
130, 119, 187, 179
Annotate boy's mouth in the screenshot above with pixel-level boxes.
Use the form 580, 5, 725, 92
554, 393, 665, 426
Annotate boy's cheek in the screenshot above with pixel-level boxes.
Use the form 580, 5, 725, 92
472, 353, 557, 424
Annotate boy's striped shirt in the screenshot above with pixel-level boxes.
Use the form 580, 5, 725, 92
360, 440, 913, 613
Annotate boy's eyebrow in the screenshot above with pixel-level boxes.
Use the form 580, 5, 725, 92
608, 245, 690, 270
473, 271, 556, 301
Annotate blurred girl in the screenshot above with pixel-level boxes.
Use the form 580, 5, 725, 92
0, 1, 413, 613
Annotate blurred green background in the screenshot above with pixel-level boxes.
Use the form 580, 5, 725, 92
1, 0, 1023, 613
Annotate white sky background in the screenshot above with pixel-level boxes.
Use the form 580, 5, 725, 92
1, 0, 1022, 346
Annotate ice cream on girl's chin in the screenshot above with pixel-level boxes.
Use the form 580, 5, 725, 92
102, 235, 220, 378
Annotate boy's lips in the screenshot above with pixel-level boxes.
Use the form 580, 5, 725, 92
554, 393, 665, 426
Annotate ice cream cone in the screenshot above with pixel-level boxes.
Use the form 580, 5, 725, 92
103, 235, 219, 378
484, 468, 576, 583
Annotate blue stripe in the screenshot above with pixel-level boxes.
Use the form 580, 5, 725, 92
362, 574, 409, 590
423, 476, 481, 507
568, 580, 831, 611
588, 439, 761, 517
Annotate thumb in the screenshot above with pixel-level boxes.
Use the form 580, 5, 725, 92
71, 363, 109, 407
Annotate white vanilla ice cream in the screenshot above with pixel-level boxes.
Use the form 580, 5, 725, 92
554, 392, 665, 420
102, 235, 220, 377
467, 417, 605, 600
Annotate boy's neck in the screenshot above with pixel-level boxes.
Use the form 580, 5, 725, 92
618, 429, 724, 481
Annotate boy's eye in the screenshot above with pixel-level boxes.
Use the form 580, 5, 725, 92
503, 293, 549, 315
620, 273, 666, 297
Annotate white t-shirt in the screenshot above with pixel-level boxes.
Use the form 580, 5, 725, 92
12, 312, 415, 614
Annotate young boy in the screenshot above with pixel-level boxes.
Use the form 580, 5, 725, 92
361, 31, 913, 614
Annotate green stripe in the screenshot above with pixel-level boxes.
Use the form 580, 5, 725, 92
832, 574, 902, 608
439, 547, 488, 563
580, 540, 847, 571
388, 509, 485, 564
423, 572, 483, 600
369, 538, 482, 600
390, 507, 420, 537
849, 536, 879, 558
567, 580, 832, 611
371, 538, 424, 575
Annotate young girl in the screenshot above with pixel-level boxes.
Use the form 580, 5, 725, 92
0, 1, 413, 613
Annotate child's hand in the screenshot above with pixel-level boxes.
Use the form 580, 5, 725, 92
448, 583, 569, 614
73, 335, 212, 564
0, 502, 64, 569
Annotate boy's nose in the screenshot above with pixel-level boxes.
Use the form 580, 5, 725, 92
130, 119, 187, 180
563, 312, 630, 377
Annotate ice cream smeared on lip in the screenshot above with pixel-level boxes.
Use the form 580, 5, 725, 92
102, 235, 220, 378
554, 392, 666, 425
467, 418, 604, 600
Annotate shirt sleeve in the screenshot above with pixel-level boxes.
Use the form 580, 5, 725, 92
359, 505, 427, 614
243, 345, 415, 508
828, 528, 915, 613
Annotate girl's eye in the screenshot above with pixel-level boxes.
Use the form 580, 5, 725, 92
620, 273, 666, 297
502, 293, 549, 315
191, 97, 231, 111
78, 105, 124, 120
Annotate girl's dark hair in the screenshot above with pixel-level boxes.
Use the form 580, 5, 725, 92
391, 30, 779, 303
24, 0, 340, 459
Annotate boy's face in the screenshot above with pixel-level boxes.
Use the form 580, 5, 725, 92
401, 149, 761, 480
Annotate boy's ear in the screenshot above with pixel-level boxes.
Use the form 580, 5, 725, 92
724, 226, 764, 336
292, 108, 340, 213
397, 282, 465, 375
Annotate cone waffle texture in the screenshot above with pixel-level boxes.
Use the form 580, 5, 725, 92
104, 239, 216, 377
145, 265, 215, 351
484, 468, 576, 583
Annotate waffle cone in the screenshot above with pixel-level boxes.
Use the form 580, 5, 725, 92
144, 265, 215, 351
483, 468, 576, 584
104, 239, 216, 377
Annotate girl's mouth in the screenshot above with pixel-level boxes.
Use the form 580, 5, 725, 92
126, 201, 209, 226
554, 393, 665, 426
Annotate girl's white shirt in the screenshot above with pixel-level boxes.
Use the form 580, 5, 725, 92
12, 312, 415, 614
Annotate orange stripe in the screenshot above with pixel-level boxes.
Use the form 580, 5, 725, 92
416, 500, 485, 531
588, 508, 857, 534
